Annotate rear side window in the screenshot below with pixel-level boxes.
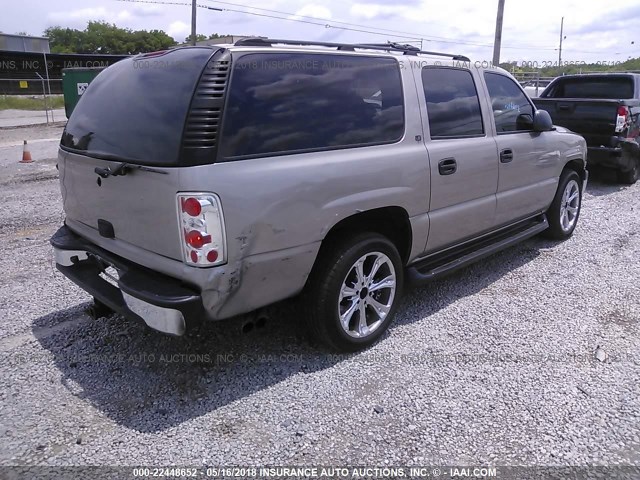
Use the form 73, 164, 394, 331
484, 72, 534, 133
421, 68, 484, 138
61, 48, 215, 166
543, 77, 634, 99
220, 53, 404, 158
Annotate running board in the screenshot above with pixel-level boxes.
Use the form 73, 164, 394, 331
407, 215, 548, 285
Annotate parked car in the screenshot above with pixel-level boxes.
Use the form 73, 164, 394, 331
51, 38, 587, 351
523, 79, 552, 98
535, 73, 640, 184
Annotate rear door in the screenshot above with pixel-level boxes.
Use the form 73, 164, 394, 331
417, 66, 499, 253
483, 71, 559, 226
59, 47, 222, 260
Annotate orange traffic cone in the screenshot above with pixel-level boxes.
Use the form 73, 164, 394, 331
20, 140, 33, 164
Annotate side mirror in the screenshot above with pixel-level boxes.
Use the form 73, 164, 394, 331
532, 109, 554, 132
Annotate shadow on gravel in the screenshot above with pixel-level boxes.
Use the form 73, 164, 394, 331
33, 237, 545, 433
585, 167, 632, 197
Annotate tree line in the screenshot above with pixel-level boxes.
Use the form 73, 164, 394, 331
7, 23, 640, 71
38, 22, 226, 55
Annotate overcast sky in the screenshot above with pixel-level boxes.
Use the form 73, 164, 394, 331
2, 0, 639, 64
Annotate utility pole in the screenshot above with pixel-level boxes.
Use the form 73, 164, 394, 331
492, 0, 506, 66
558, 17, 565, 67
191, 0, 197, 45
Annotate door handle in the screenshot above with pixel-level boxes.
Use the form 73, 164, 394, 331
438, 158, 457, 175
500, 149, 514, 163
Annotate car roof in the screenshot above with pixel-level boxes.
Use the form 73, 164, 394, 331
166, 40, 517, 76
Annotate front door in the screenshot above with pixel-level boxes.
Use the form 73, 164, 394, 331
483, 71, 559, 227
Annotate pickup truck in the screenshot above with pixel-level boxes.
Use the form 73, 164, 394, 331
535, 73, 640, 184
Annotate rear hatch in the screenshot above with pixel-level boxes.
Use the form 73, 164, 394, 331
59, 47, 228, 260
534, 76, 635, 147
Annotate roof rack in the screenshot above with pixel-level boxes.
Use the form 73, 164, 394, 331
234, 37, 470, 62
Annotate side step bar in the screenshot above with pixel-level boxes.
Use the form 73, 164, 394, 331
407, 215, 549, 285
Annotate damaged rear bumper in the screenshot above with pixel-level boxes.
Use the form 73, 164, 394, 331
50, 225, 205, 335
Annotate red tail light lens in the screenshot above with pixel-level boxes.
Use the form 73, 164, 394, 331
177, 193, 226, 267
616, 106, 630, 133
185, 230, 211, 249
181, 197, 202, 217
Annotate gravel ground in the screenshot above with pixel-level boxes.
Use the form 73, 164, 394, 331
0, 127, 639, 471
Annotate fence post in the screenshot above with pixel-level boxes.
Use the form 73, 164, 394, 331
43, 52, 54, 123
35, 73, 49, 125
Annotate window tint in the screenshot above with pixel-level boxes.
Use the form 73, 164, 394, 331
544, 77, 634, 99
421, 68, 484, 138
61, 48, 214, 165
220, 53, 404, 158
484, 73, 535, 133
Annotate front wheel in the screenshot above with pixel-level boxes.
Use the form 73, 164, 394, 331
305, 233, 403, 351
543, 170, 582, 240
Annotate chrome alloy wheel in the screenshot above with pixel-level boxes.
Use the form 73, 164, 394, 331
338, 252, 397, 338
559, 179, 580, 232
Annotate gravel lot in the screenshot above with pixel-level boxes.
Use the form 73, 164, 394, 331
0, 125, 639, 471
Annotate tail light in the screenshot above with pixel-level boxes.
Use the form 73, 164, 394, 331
177, 193, 226, 267
615, 106, 630, 133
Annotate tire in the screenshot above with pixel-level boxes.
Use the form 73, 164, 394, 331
617, 158, 639, 185
543, 170, 582, 240
305, 233, 404, 352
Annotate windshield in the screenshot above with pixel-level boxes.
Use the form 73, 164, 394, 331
61, 48, 216, 165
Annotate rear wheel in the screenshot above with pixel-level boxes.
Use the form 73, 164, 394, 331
543, 170, 582, 240
617, 158, 639, 185
305, 233, 403, 351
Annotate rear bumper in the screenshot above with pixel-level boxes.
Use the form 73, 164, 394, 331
587, 141, 638, 171
50, 225, 204, 335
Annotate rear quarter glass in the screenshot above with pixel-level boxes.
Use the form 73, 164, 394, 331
61, 48, 217, 166
219, 52, 405, 159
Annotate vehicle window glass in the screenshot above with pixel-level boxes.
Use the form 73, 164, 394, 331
61, 48, 214, 165
484, 72, 535, 133
421, 68, 484, 138
221, 53, 404, 158
545, 78, 634, 99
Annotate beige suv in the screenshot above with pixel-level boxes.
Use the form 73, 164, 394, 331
51, 38, 587, 351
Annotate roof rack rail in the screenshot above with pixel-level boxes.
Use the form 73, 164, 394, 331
234, 37, 470, 62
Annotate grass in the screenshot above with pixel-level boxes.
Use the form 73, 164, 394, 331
0, 95, 65, 111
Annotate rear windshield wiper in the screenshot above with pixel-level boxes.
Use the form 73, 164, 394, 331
94, 162, 168, 178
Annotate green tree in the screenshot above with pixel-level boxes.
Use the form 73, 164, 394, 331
44, 21, 176, 54
184, 33, 208, 44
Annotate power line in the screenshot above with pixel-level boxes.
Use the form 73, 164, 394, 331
201, 0, 639, 55
115, 0, 638, 56
117, 0, 425, 42
202, 0, 578, 51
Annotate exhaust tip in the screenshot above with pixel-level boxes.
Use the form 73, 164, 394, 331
255, 315, 268, 329
240, 310, 269, 334
241, 321, 254, 334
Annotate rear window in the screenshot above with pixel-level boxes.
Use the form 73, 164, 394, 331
220, 53, 404, 159
61, 48, 215, 165
544, 77, 634, 99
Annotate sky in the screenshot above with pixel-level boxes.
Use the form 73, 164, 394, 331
2, 0, 639, 65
